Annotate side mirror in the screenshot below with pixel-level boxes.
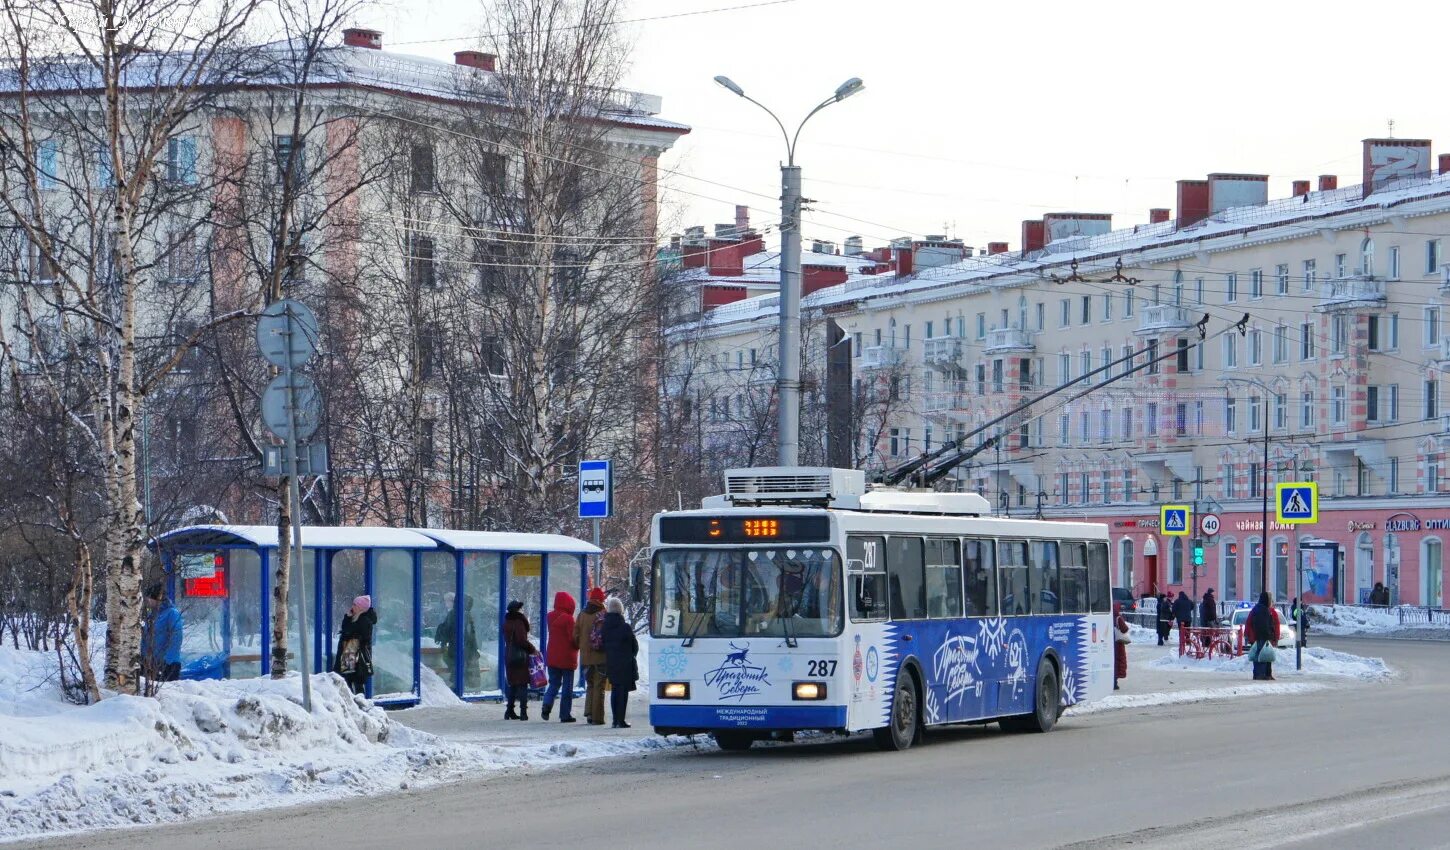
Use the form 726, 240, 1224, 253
630, 566, 644, 605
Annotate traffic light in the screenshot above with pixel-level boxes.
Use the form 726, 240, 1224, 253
1192, 539, 1205, 566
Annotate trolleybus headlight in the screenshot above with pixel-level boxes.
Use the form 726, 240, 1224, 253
792, 681, 827, 701
658, 682, 690, 700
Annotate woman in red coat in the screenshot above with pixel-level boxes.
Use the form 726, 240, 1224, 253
541, 591, 579, 723
1113, 603, 1130, 690
502, 600, 537, 720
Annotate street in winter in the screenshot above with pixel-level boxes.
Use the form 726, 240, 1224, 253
4, 0, 1450, 847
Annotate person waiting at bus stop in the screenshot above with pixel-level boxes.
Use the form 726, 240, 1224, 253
576, 587, 608, 725
542, 591, 579, 723
1244, 592, 1281, 680
502, 600, 537, 720
142, 583, 184, 682
1155, 594, 1173, 646
600, 596, 639, 728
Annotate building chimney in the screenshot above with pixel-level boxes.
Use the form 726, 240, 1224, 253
453, 50, 496, 71
843, 236, 864, 256
1207, 173, 1269, 214
893, 242, 914, 277
735, 205, 750, 233
1292, 180, 1311, 197
1175, 180, 1210, 228
1148, 208, 1171, 224
1440, 154, 1450, 176
1021, 220, 1045, 253
343, 28, 382, 49
987, 241, 1009, 255
1318, 174, 1338, 192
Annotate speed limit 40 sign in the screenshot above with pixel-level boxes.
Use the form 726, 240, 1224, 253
1199, 513, 1221, 536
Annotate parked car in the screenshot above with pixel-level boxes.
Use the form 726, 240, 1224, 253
1111, 587, 1136, 612
1227, 606, 1297, 649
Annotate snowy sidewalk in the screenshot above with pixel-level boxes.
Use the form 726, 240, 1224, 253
397, 691, 654, 746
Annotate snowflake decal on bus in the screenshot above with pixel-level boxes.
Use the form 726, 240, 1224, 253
658, 645, 688, 677
1060, 664, 1078, 706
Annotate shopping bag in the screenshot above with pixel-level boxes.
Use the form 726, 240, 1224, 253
1256, 642, 1277, 664
529, 653, 548, 688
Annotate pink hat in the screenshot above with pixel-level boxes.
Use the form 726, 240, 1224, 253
353, 595, 372, 612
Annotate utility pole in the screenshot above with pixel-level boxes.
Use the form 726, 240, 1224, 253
713, 75, 864, 467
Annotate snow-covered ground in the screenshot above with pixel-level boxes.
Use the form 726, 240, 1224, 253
0, 636, 677, 844
1308, 605, 1450, 637
1145, 645, 1393, 680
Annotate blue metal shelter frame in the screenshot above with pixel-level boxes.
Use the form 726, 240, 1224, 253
151, 525, 601, 707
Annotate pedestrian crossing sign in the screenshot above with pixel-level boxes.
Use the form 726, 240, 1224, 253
1275, 482, 1318, 524
1161, 505, 1191, 536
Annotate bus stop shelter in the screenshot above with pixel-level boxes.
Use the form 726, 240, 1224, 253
151, 525, 601, 706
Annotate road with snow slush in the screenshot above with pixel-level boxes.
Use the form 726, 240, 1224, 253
24, 636, 1450, 850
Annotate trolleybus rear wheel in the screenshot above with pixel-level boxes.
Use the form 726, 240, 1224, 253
713, 731, 755, 751
1000, 662, 1060, 734
873, 673, 919, 751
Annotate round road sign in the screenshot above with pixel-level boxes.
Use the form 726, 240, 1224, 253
1200, 513, 1221, 536
256, 299, 320, 368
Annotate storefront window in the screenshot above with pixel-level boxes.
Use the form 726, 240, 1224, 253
227, 549, 263, 678
1273, 538, 1289, 602
1248, 538, 1263, 599
1223, 540, 1238, 600
372, 549, 415, 699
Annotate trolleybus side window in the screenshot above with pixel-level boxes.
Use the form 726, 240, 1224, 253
887, 536, 927, 620
963, 537, 997, 617
1032, 540, 1061, 614
999, 540, 1032, 615
848, 535, 888, 621
1060, 542, 1089, 614
1087, 541, 1111, 613
924, 538, 963, 619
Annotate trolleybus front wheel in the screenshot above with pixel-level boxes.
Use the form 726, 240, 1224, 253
872, 672, 919, 751
713, 731, 755, 751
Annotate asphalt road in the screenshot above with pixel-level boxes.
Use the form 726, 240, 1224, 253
25, 637, 1450, 850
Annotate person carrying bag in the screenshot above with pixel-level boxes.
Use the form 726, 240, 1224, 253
1244, 592, 1280, 681
1113, 603, 1130, 690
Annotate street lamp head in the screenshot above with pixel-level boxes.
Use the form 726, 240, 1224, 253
833, 77, 864, 102
713, 75, 745, 97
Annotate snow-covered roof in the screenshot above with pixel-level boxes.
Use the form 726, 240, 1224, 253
677, 248, 885, 284
689, 171, 1450, 332
155, 525, 600, 554
417, 529, 600, 555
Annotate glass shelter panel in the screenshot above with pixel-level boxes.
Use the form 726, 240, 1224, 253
173, 551, 226, 679
328, 550, 367, 671
421, 552, 462, 693
285, 548, 319, 672
546, 555, 584, 658
507, 553, 544, 646
227, 549, 263, 678
463, 552, 501, 695
372, 549, 415, 699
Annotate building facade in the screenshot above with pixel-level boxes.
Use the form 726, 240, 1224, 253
679, 137, 1450, 607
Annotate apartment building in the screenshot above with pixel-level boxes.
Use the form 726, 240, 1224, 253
681, 137, 1450, 608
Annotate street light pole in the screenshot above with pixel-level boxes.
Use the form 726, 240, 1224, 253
1229, 377, 1274, 598
714, 75, 864, 467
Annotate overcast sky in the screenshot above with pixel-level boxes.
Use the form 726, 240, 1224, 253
375, 0, 1450, 253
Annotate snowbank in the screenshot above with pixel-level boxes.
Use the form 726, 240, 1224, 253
1145, 646, 1392, 680
1069, 682, 1329, 716
0, 644, 685, 843
1309, 605, 1447, 636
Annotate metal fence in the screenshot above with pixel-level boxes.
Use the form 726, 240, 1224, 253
1397, 606, 1450, 626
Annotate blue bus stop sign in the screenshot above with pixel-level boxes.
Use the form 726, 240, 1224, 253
578, 460, 612, 519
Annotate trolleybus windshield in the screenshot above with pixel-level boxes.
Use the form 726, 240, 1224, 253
652, 547, 842, 638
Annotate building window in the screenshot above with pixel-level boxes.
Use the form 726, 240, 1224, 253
1058, 353, 1071, 385
1099, 408, 1111, 444
408, 234, 437, 288
1388, 384, 1399, 421
274, 135, 304, 182
1195, 400, 1205, 435
1275, 263, 1289, 295
1176, 338, 1190, 373
1146, 339, 1159, 375
1368, 315, 1381, 351
1389, 246, 1401, 280
1367, 385, 1380, 422
1427, 307, 1441, 347
1273, 324, 1287, 363
1035, 302, 1045, 331
1226, 272, 1238, 302
1388, 313, 1400, 349
1300, 391, 1315, 430
889, 428, 901, 457
1335, 253, 1347, 277
1059, 300, 1070, 328
1080, 411, 1090, 443
1175, 402, 1187, 436
904, 324, 912, 349
1195, 277, 1205, 304
992, 359, 1004, 393
1081, 295, 1091, 325
1429, 457, 1441, 493
1058, 414, 1070, 447
1331, 314, 1347, 354
1248, 395, 1261, 432
1249, 329, 1262, 365
1390, 457, 1400, 494
1250, 269, 1263, 299
1332, 385, 1346, 424
1146, 402, 1158, 436
1080, 350, 1092, 384
1223, 335, 1237, 368
1100, 347, 1112, 383
1361, 238, 1375, 276
1121, 407, 1133, 440
1226, 466, 1237, 499
1301, 321, 1316, 360
1303, 259, 1316, 292
1249, 462, 1261, 498
167, 136, 198, 185
411, 142, 437, 193
1225, 397, 1237, 433
1273, 393, 1286, 430
1195, 466, 1205, 500
1428, 240, 1442, 275
1102, 292, 1113, 320
1426, 380, 1440, 420
1125, 290, 1135, 318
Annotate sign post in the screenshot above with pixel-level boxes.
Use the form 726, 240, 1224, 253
257, 299, 322, 712
578, 460, 612, 586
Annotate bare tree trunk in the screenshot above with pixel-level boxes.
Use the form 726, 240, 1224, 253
270, 485, 293, 677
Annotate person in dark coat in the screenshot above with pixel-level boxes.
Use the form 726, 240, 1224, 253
1290, 597, 1309, 647
1112, 603, 1130, 690
1172, 591, 1194, 628
1200, 588, 1218, 628
542, 591, 579, 723
1369, 582, 1390, 607
1155, 593, 1173, 646
334, 595, 376, 695
1245, 591, 1281, 680
600, 596, 639, 728
502, 600, 537, 719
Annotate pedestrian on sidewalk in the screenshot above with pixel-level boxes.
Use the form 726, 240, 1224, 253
1155, 594, 1173, 646
1245, 591, 1281, 681
575, 587, 608, 725
600, 596, 639, 729
1113, 603, 1130, 690
1172, 591, 1194, 629
1290, 597, 1309, 647
503, 600, 536, 720
542, 591, 579, 723
1369, 582, 1390, 607
1200, 588, 1218, 628
334, 595, 375, 695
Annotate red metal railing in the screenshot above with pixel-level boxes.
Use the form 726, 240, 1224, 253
1178, 626, 1238, 659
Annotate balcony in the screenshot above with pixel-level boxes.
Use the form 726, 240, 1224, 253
861, 345, 900, 369
922, 336, 964, 371
1440, 264, 1450, 296
1315, 275, 1386, 312
922, 388, 971, 420
985, 327, 1035, 353
1135, 304, 1196, 335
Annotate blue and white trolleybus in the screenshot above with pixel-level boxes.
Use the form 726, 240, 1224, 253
648, 467, 1113, 751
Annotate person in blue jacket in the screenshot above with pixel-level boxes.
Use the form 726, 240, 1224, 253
142, 583, 184, 681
